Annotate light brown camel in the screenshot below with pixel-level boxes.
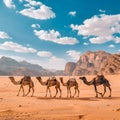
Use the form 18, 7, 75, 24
59, 77, 79, 98
9, 76, 34, 97
36, 76, 62, 98
79, 75, 112, 97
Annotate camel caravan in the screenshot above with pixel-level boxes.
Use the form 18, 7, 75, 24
8, 75, 112, 98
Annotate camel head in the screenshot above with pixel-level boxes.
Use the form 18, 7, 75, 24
59, 77, 63, 82
36, 76, 42, 81
8, 76, 21, 85
79, 76, 86, 81
59, 77, 63, 80
8, 76, 14, 81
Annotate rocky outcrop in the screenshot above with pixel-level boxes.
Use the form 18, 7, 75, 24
64, 62, 76, 75
64, 51, 111, 75
101, 54, 120, 74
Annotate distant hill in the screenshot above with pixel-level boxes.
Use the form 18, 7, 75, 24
0, 56, 64, 76
64, 51, 120, 75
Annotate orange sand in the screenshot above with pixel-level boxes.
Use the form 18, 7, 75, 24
0, 75, 120, 120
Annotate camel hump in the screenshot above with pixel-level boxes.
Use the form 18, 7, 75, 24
96, 74, 104, 78
24, 75, 31, 80
69, 78, 76, 81
20, 75, 31, 83
49, 76, 57, 81
95, 74, 107, 83
51, 76, 56, 80
95, 75, 102, 79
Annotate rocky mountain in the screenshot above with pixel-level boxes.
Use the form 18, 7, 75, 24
64, 51, 112, 75
0, 56, 64, 76
100, 54, 120, 74
64, 62, 76, 75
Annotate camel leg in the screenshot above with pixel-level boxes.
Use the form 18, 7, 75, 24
75, 84, 79, 97
67, 87, 69, 98
25, 86, 31, 96
58, 87, 62, 98
45, 86, 51, 97
69, 88, 72, 98
21, 85, 25, 97
48, 87, 52, 98
45, 87, 48, 97
53, 87, 58, 98
94, 85, 102, 97
77, 88, 80, 98
107, 86, 112, 97
31, 87, 34, 97
94, 85, 98, 97
102, 85, 106, 97
73, 88, 77, 98
17, 86, 22, 96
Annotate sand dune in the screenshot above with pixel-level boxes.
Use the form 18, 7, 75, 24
0, 75, 120, 120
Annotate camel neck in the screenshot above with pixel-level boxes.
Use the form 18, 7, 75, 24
82, 78, 93, 86
60, 79, 67, 86
9, 77, 21, 85
38, 79, 47, 86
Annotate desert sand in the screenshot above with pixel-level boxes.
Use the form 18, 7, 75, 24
0, 75, 120, 120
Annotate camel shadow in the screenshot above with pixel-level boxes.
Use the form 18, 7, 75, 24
36, 96, 99, 101
97, 96, 120, 100
35, 96, 120, 101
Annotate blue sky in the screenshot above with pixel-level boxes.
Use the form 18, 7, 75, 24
0, 0, 120, 70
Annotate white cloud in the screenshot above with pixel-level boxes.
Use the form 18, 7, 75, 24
108, 44, 115, 48
99, 9, 106, 13
19, 1, 55, 20
19, 0, 23, 2
34, 29, 79, 45
114, 37, 120, 43
0, 31, 11, 39
26, 0, 42, 6
37, 51, 52, 57
83, 42, 89, 45
89, 36, 111, 44
47, 56, 66, 70
0, 41, 37, 53
37, 50, 66, 69
30, 56, 66, 70
71, 14, 120, 44
36, 50, 66, 69
66, 50, 81, 61
31, 24, 40, 29
69, 11, 76, 17
3, 0, 16, 9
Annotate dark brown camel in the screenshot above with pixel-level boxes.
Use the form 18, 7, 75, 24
79, 75, 112, 97
59, 77, 79, 98
36, 76, 62, 98
9, 76, 34, 97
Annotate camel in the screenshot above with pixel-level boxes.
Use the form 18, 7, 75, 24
36, 76, 62, 98
9, 76, 34, 97
59, 77, 79, 98
79, 75, 112, 97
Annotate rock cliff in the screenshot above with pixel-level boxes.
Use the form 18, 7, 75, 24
64, 51, 111, 75
101, 54, 120, 74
